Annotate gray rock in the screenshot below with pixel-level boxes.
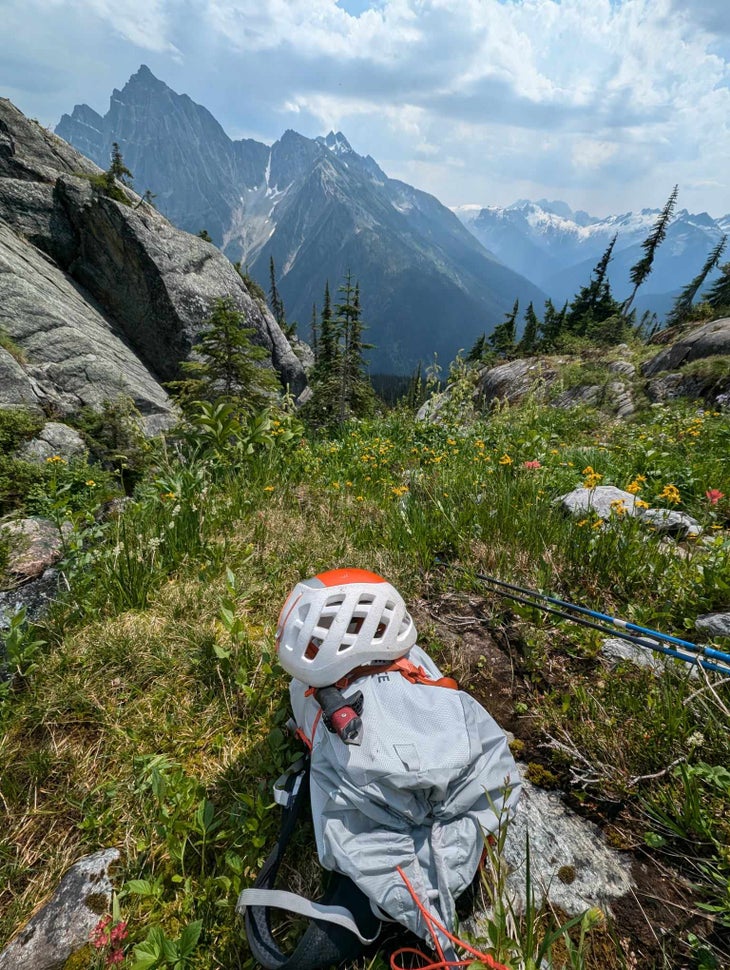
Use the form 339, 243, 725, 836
0, 97, 306, 413
646, 372, 685, 403
0, 517, 69, 583
553, 381, 634, 417
607, 360, 636, 378
642, 318, 730, 377
695, 612, 730, 638
0, 347, 44, 413
470, 775, 633, 926
638, 508, 702, 540
552, 384, 601, 409
0, 568, 60, 630
0, 221, 174, 418
0, 848, 119, 970
558, 485, 641, 519
17, 423, 88, 464
600, 637, 666, 673
476, 358, 558, 408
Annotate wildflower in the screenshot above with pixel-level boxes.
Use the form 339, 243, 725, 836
706, 489, 724, 505
522, 460, 541, 470
160, 491, 176, 501
658, 484, 681, 505
45, 454, 66, 464
356, 495, 364, 502
626, 480, 641, 495
634, 499, 650, 509
86, 479, 97, 487
592, 520, 603, 529
582, 466, 603, 489
687, 732, 705, 748
109, 922, 128, 946
106, 951, 125, 966
391, 485, 409, 497
90, 915, 112, 949
263, 485, 275, 492
577, 519, 589, 527
498, 454, 513, 465
610, 499, 628, 516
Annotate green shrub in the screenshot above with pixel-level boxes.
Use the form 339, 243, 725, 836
0, 408, 44, 455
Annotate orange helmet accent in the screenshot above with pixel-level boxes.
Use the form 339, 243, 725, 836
316, 568, 386, 587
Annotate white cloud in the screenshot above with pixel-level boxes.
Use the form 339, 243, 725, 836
2, 0, 730, 214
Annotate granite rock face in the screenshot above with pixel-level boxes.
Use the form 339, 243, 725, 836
476, 358, 558, 408
16, 422, 88, 464
0, 97, 306, 418
0, 517, 69, 583
642, 318, 730, 376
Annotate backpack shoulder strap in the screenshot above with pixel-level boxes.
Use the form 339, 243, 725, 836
238, 760, 381, 970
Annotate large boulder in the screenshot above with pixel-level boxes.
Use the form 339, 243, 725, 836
0, 98, 306, 411
0, 517, 69, 583
0, 221, 173, 419
476, 358, 558, 408
558, 485, 642, 519
642, 318, 730, 377
0, 346, 44, 414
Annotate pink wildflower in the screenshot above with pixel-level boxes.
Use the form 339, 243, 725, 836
106, 949, 125, 965
90, 915, 112, 949
522, 460, 542, 470
706, 489, 724, 505
109, 922, 128, 946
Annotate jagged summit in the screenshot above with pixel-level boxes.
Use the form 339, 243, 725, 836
56, 68, 546, 373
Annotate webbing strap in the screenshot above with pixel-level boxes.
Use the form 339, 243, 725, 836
337, 657, 459, 691
238, 889, 380, 944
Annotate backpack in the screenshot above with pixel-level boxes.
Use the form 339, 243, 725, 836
238, 644, 520, 969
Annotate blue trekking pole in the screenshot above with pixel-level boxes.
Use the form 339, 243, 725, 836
440, 564, 730, 677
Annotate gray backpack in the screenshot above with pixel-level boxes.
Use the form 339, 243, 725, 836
239, 644, 520, 968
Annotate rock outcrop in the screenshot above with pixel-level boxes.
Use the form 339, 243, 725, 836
643, 318, 730, 404
0, 848, 119, 970
0, 98, 306, 419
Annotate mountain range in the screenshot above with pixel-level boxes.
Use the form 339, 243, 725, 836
56, 66, 546, 374
454, 200, 730, 320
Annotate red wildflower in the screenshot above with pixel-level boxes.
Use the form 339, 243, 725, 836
106, 949, 125, 965
90, 915, 112, 949
706, 489, 724, 505
109, 921, 128, 946
522, 460, 542, 470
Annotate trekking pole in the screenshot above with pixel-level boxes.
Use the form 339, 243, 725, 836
438, 563, 730, 677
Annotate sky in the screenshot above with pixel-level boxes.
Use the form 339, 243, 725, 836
2, 0, 730, 218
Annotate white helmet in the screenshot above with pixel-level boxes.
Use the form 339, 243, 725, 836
276, 568, 417, 686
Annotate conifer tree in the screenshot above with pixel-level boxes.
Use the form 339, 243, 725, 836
197, 229, 213, 242
466, 333, 488, 362
623, 185, 678, 317
108, 142, 133, 186
319, 281, 336, 368
516, 302, 539, 355
702, 261, 730, 314
310, 303, 319, 360
268, 256, 287, 331
166, 297, 277, 415
666, 235, 728, 327
488, 300, 518, 357
537, 299, 566, 350
565, 235, 620, 336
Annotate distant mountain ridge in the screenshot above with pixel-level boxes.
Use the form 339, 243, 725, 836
454, 199, 730, 319
56, 66, 546, 373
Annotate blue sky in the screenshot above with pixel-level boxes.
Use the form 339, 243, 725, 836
2, 0, 729, 218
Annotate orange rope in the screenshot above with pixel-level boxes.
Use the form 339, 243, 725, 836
389, 866, 510, 970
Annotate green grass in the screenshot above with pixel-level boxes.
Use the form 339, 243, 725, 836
1, 391, 729, 968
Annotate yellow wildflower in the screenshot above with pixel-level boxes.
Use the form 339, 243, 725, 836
658, 484, 681, 505
85, 479, 96, 487
499, 454, 513, 465
45, 455, 66, 464
263, 485, 275, 492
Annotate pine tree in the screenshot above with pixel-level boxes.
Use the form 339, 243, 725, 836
623, 186, 678, 316
310, 303, 319, 361
108, 142, 133, 186
466, 333, 488, 362
538, 299, 567, 350
516, 302, 539, 355
166, 297, 278, 414
197, 229, 213, 242
268, 256, 287, 331
488, 300, 518, 357
666, 235, 728, 327
565, 235, 620, 336
319, 281, 336, 368
702, 261, 730, 313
